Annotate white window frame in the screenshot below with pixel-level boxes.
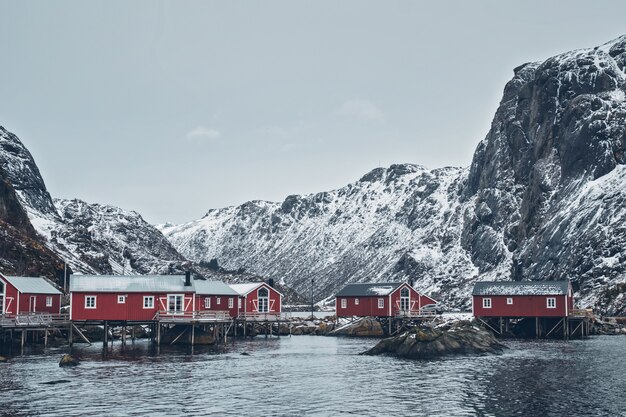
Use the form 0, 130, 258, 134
46, 296, 53, 307
547, 297, 556, 309
378, 298, 384, 309
204, 297, 211, 309
216, 297, 221, 305
483, 298, 492, 309
507, 297, 513, 305
143, 296, 154, 309
118, 295, 126, 304
355, 298, 359, 305
228, 297, 234, 308
85, 296, 97, 309
340, 298, 347, 309
238, 298, 242, 308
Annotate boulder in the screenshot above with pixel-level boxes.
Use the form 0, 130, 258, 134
59, 354, 80, 367
362, 320, 506, 359
0, 356, 7, 363
329, 318, 384, 337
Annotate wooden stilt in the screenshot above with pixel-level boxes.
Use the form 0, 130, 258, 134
104, 321, 108, 347
156, 323, 161, 345
499, 317, 503, 335
535, 317, 539, 338
191, 325, 195, 346
122, 326, 126, 346
21, 329, 26, 353
44, 329, 48, 347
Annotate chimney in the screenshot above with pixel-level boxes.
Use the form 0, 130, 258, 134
185, 271, 191, 287
408, 278, 415, 288
268, 278, 275, 288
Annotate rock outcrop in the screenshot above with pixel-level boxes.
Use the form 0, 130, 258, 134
328, 317, 385, 337
362, 321, 506, 359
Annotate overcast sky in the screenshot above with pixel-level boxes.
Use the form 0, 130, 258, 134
1, 1, 625, 224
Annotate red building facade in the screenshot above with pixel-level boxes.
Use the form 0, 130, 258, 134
472, 281, 574, 318
335, 282, 437, 317
194, 280, 239, 318
70, 274, 196, 322
230, 282, 282, 317
0, 274, 62, 316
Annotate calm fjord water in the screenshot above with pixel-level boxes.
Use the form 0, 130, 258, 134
0, 335, 625, 416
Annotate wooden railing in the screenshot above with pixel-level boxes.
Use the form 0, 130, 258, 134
394, 309, 437, 318
569, 309, 594, 318
155, 310, 232, 322
0, 312, 69, 327
237, 312, 284, 321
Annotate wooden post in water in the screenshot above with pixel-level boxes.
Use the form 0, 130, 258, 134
191, 325, 195, 346
535, 317, 539, 338
44, 329, 48, 347
21, 329, 26, 353
103, 322, 108, 347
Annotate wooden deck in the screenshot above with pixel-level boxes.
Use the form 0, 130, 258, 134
0, 313, 70, 329
155, 310, 233, 324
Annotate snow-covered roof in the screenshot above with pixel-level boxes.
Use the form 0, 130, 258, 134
336, 282, 405, 297
3, 276, 62, 295
230, 282, 282, 296
472, 281, 571, 296
70, 275, 194, 293
194, 280, 238, 296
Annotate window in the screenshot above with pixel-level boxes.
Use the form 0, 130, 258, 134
216, 297, 221, 305
228, 298, 234, 308
483, 298, 492, 308
355, 298, 359, 305
85, 296, 96, 309
507, 298, 513, 305
378, 298, 384, 309
204, 298, 211, 309
46, 296, 53, 307
547, 297, 556, 309
118, 295, 126, 304
238, 298, 242, 308
143, 296, 154, 309
340, 298, 347, 309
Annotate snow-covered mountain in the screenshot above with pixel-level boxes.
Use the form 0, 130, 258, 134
0, 126, 189, 278
163, 35, 626, 315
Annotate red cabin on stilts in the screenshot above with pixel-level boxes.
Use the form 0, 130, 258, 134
230, 282, 282, 318
472, 281, 574, 318
70, 273, 196, 322
0, 274, 62, 316
335, 282, 437, 318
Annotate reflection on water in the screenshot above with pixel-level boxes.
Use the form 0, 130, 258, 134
0, 336, 625, 416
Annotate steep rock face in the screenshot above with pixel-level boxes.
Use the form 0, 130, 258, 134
463, 36, 626, 312
0, 164, 63, 278
0, 126, 189, 277
164, 36, 626, 315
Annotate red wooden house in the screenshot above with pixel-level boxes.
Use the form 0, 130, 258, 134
194, 280, 239, 318
230, 282, 282, 317
335, 282, 437, 318
70, 273, 196, 322
472, 281, 574, 318
0, 274, 62, 316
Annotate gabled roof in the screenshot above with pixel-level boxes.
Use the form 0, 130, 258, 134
3, 276, 62, 295
230, 282, 283, 297
336, 282, 406, 297
70, 275, 195, 293
194, 280, 238, 296
472, 281, 571, 296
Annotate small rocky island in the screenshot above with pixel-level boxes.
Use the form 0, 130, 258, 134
362, 320, 506, 359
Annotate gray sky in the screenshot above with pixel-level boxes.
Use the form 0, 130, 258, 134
1, 1, 625, 224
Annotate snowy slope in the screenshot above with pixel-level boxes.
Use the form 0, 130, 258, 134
163, 35, 626, 314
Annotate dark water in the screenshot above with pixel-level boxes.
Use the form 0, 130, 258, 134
0, 336, 625, 416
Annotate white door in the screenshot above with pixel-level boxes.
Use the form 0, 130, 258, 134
29, 296, 37, 312
258, 288, 269, 313
400, 288, 410, 311
167, 294, 183, 314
